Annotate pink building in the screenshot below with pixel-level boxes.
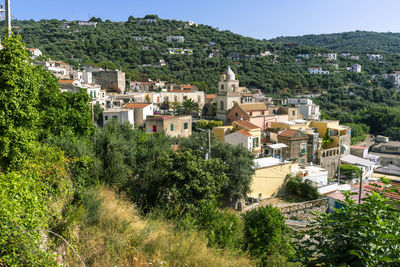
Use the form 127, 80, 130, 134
226, 103, 289, 131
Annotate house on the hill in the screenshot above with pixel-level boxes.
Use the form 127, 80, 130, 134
278, 129, 308, 165
123, 102, 154, 127
146, 115, 192, 137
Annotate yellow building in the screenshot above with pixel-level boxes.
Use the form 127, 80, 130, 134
212, 126, 233, 142
310, 120, 351, 148
269, 120, 309, 130
249, 158, 293, 199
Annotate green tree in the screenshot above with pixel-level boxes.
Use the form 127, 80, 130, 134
385, 126, 400, 140
0, 34, 40, 168
131, 149, 228, 212
286, 177, 320, 200
182, 99, 199, 115
296, 178, 400, 266
242, 205, 294, 264
93, 103, 104, 126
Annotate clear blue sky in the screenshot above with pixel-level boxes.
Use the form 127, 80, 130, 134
10, 0, 400, 39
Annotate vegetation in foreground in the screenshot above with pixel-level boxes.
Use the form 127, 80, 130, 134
1, 34, 400, 267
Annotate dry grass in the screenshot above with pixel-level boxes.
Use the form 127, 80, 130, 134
63, 186, 253, 267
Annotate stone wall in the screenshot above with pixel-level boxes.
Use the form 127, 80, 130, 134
92, 71, 126, 93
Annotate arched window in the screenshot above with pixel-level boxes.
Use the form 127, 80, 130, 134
232, 85, 236, 92
221, 84, 224, 91
220, 101, 224, 110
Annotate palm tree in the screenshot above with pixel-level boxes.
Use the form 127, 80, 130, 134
182, 99, 199, 115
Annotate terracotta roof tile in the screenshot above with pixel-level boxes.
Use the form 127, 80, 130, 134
238, 103, 268, 111
278, 129, 306, 139
58, 80, 74, 84
123, 103, 151, 109
206, 94, 217, 99
233, 120, 259, 130
236, 130, 252, 137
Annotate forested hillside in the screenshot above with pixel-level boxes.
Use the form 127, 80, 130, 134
9, 18, 400, 94
270, 31, 400, 53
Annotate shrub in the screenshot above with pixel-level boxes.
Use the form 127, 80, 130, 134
340, 164, 361, 179
286, 177, 319, 200
242, 205, 294, 264
180, 200, 243, 250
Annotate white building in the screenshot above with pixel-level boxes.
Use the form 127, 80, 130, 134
72, 71, 93, 84
149, 90, 205, 110
27, 48, 42, 59
299, 104, 320, 120
307, 67, 329, 74
297, 54, 312, 59
367, 54, 383, 61
288, 98, 313, 105
123, 103, 154, 127
351, 64, 361, 73
260, 51, 273, 57
341, 154, 376, 180
103, 108, 134, 126
168, 48, 193, 55
185, 21, 198, 27
77, 21, 97, 27
291, 165, 328, 186
324, 53, 337, 60
166, 36, 185, 42
225, 130, 255, 151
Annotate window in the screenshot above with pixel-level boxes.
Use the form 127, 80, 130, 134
105, 116, 108, 120
261, 111, 264, 115
184, 122, 188, 129
314, 136, 318, 142
250, 112, 253, 116
220, 101, 224, 110
253, 137, 259, 148
221, 84, 224, 90
300, 143, 306, 154
292, 111, 295, 116
301, 158, 305, 164
235, 112, 238, 117
113, 116, 118, 120
174, 96, 177, 102
170, 124, 174, 131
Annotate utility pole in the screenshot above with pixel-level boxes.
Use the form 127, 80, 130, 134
358, 174, 363, 204
5, 0, 10, 36
207, 129, 211, 160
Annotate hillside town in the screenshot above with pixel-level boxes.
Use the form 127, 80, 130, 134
2, 0, 400, 264
27, 47, 400, 212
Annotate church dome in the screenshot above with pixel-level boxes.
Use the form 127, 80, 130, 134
225, 66, 235, 80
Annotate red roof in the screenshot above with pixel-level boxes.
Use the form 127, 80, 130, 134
236, 130, 252, 137
183, 85, 193, 89
58, 80, 74, 84
206, 94, 217, 99
233, 120, 259, 130
123, 103, 151, 109
278, 129, 306, 139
